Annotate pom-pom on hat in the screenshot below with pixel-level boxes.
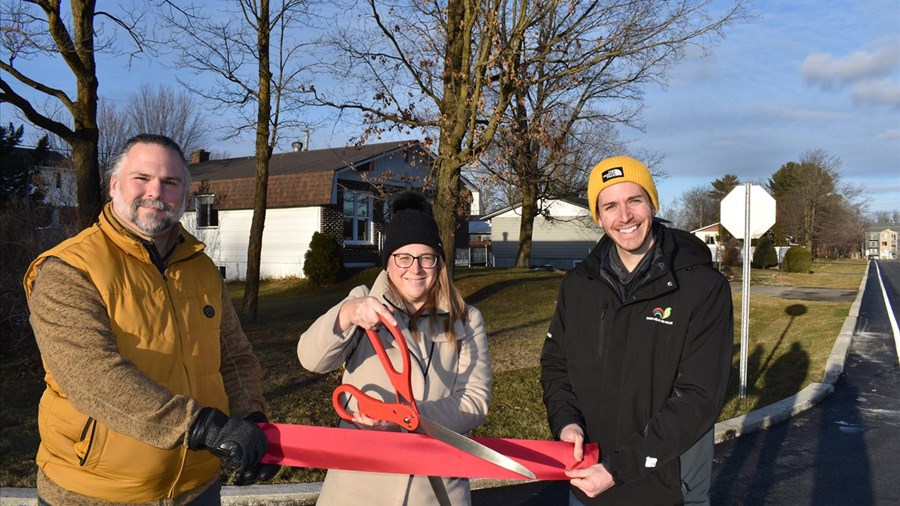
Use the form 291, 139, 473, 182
587, 155, 659, 223
381, 191, 445, 267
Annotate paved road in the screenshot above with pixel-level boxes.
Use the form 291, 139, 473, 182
710, 260, 900, 504
474, 261, 900, 505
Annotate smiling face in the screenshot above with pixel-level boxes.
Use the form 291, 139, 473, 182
109, 142, 188, 238
386, 243, 440, 310
596, 181, 657, 270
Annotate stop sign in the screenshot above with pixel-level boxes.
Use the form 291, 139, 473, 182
720, 184, 776, 239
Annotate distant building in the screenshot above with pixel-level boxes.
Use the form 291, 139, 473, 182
866, 224, 897, 259
33, 155, 77, 211
482, 197, 603, 270
8, 146, 76, 228
690, 223, 722, 263
181, 140, 447, 280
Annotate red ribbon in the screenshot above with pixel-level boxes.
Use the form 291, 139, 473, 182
260, 423, 599, 480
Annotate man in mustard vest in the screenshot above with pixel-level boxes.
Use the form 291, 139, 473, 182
24, 134, 279, 505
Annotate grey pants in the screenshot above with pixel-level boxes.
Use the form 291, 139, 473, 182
680, 426, 715, 506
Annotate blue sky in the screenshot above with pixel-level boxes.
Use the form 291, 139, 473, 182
2, 0, 898, 214
635, 0, 900, 215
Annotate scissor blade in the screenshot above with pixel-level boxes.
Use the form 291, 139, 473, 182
419, 417, 536, 480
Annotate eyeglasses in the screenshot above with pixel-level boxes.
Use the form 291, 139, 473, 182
392, 253, 439, 269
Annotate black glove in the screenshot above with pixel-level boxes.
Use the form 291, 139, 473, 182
233, 412, 281, 486
188, 407, 269, 476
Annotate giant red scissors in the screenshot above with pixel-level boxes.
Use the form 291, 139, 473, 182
332, 314, 536, 480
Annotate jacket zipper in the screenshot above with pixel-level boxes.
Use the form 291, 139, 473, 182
78, 418, 97, 466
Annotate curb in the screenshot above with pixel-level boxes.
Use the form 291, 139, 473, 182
1, 268, 869, 506
714, 264, 866, 444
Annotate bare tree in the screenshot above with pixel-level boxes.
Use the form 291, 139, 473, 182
768, 149, 864, 254
668, 185, 719, 232
817, 200, 866, 259
0, 0, 149, 228
317, 0, 746, 270
870, 210, 899, 225
489, 0, 747, 267
123, 83, 210, 155
160, 0, 316, 322
314, 0, 541, 276
97, 99, 132, 173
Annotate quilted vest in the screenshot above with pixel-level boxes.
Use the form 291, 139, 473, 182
23, 204, 229, 502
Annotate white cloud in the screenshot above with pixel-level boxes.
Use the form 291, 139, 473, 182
801, 39, 900, 89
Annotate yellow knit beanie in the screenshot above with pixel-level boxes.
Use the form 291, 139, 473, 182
587, 155, 659, 222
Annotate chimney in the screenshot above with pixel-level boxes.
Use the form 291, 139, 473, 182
291, 141, 303, 152
190, 149, 210, 164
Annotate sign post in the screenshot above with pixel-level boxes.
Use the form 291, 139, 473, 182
720, 184, 776, 398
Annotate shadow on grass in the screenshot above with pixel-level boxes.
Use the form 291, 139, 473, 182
714, 299, 811, 502
721, 303, 815, 418
464, 274, 559, 306
488, 318, 553, 339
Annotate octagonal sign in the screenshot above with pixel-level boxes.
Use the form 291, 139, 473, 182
720, 184, 776, 239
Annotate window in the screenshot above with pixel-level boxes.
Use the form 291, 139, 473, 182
343, 191, 372, 243
706, 235, 716, 245
196, 194, 218, 228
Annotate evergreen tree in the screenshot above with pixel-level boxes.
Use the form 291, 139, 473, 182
752, 237, 778, 269
0, 123, 46, 204
303, 232, 343, 287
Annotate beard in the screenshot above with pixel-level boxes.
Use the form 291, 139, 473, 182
112, 193, 184, 236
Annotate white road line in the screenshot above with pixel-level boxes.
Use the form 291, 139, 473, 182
874, 260, 900, 365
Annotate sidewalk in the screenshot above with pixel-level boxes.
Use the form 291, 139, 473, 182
0, 273, 867, 506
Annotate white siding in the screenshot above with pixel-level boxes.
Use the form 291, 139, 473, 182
36, 165, 77, 207
489, 200, 603, 269
182, 207, 321, 280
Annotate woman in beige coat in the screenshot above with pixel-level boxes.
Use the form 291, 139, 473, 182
298, 192, 492, 505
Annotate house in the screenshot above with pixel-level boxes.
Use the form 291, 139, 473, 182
30, 151, 76, 210
866, 224, 897, 259
7, 146, 76, 228
692, 222, 797, 266
181, 140, 438, 280
691, 223, 722, 263
482, 197, 603, 269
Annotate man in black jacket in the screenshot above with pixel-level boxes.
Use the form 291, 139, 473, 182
540, 156, 733, 505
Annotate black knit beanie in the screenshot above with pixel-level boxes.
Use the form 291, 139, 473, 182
381, 191, 445, 267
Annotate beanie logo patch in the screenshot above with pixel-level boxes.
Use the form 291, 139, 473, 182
601, 167, 625, 182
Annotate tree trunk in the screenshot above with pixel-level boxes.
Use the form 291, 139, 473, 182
430, 0, 470, 280
515, 179, 539, 268
71, 136, 102, 227
241, 0, 273, 323
433, 146, 465, 280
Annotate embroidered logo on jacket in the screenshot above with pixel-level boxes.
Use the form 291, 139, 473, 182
645, 307, 673, 325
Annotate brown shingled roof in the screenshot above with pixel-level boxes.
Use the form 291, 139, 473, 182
188, 140, 427, 210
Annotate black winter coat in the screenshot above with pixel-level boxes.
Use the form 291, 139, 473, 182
540, 223, 733, 505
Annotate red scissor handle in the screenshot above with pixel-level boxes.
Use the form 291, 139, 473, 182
332, 313, 421, 431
